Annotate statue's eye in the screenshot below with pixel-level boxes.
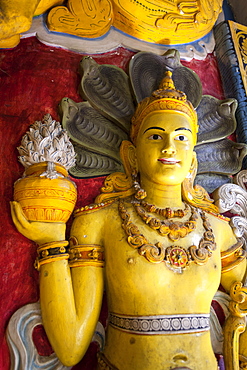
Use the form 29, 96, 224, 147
174, 134, 188, 142
148, 134, 162, 140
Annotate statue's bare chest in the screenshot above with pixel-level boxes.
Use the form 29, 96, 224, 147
103, 202, 221, 314
106, 200, 220, 271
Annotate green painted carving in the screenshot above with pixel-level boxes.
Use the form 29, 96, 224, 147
60, 98, 127, 178
59, 50, 247, 191
129, 49, 202, 108
195, 139, 247, 175
196, 96, 237, 144
79, 56, 134, 133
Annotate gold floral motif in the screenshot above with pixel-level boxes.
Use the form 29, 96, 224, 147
166, 247, 189, 268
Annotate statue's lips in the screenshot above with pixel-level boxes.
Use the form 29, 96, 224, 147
158, 158, 180, 165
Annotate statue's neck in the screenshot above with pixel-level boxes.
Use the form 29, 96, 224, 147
139, 178, 184, 209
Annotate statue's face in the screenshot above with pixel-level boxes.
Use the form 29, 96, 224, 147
135, 111, 195, 186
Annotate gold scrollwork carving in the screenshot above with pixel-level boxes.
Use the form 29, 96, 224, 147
47, 0, 113, 38
223, 282, 247, 370
189, 245, 209, 265
95, 172, 135, 204
139, 243, 165, 264
237, 31, 247, 65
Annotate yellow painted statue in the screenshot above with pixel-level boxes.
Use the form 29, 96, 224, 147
0, 0, 223, 47
11, 72, 247, 369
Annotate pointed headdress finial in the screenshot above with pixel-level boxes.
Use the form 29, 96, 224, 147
131, 71, 198, 144
152, 70, 187, 101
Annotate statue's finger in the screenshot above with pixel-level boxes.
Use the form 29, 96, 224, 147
10, 201, 23, 232
10, 201, 30, 229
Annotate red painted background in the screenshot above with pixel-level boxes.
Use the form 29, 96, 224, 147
0, 37, 224, 369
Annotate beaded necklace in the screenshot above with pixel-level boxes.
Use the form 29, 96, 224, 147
140, 200, 189, 218
132, 200, 198, 242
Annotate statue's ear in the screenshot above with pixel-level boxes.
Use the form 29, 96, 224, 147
186, 151, 197, 179
120, 140, 138, 178
191, 151, 197, 171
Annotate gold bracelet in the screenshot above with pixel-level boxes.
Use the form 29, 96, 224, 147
34, 240, 69, 271
69, 244, 104, 268
221, 239, 246, 273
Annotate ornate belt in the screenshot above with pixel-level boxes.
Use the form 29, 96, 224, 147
97, 352, 119, 370
109, 313, 210, 335
97, 352, 194, 370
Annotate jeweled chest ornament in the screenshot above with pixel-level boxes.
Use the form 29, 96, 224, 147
118, 199, 217, 271
132, 200, 197, 242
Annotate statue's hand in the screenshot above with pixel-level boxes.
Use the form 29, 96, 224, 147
10, 201, 66, 244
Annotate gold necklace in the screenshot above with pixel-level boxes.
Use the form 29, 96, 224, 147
140, 200, 189, 218
118, 199, 216, 271
132, 200, 198, 242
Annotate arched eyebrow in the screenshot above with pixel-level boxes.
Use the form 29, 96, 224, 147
175, 127, 192, 133
143, 126, 166, 134
143, 126, 192, 134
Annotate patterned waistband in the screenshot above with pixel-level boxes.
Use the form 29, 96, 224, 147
109, 312, 210, 335
97, 352, 119, 370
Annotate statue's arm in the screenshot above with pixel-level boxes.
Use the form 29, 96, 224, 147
10, 201, 104, 367
218, 220, 247, 293
39, 259, 104, 366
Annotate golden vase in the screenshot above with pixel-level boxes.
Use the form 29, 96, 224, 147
14, 162, 77, 222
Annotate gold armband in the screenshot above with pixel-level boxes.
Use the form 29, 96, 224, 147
69, 244, 104, 268
221, 239, 246, 273
34, 240, 69, 271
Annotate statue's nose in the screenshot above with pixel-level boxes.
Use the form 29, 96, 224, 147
161, 140, 176, 155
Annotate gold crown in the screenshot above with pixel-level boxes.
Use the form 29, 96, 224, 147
131, 71, 198, 144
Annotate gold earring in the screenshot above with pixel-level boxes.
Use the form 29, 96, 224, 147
131, 170, 147, 200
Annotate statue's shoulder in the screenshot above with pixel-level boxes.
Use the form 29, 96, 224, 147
204, 209, 232, 234
73, 198, 117, 218
204, 209, 230, 223
203, 209, 238, 252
